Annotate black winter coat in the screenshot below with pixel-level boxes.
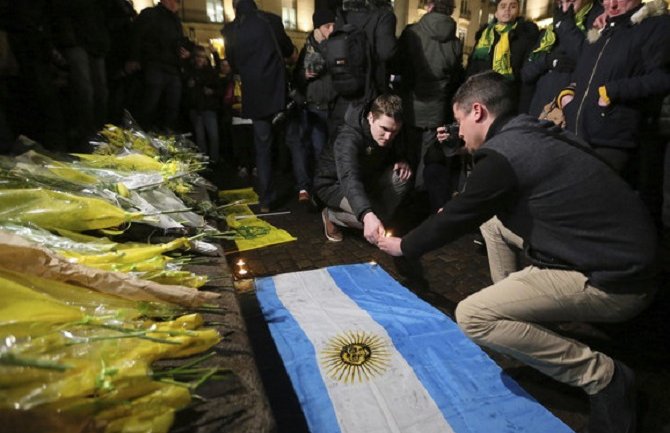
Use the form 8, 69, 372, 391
184, 64, 221, 112
399, 12, 463, 128
314, 102, 407, 220
223, 0, 294, 120
564, 0, 670, 150
128, 4, 184, 74
294, 33, 336, 111
466, 18, 539, 112
521, 2, 603, 116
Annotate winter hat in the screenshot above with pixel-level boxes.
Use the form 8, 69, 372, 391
312, 9, 335, 28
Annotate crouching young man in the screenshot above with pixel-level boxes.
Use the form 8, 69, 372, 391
378, 71, 657, 433
314, 94, 412, 244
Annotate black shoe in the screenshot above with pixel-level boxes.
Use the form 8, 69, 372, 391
588, 360, 636, 433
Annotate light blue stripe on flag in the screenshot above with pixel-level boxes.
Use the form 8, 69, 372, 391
256, 263, 575, 433
256, 274, 342, 433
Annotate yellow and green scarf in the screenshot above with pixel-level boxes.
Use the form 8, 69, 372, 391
472, 21, 518, 79
531, 1, 593, 57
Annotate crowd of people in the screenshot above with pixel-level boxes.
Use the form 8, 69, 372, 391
2, 0, 670, 431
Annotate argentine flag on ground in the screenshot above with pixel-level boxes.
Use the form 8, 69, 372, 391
256, 263, 574, 433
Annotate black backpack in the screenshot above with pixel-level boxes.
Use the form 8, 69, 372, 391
324, 14, 371, 98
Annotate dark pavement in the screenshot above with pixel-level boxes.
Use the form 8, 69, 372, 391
211, 163, 670, 433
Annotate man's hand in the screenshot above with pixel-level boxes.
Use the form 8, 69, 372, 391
124, 60, 141, 74
436, 125, 449, 142
560, 93, 574, 108
593, 11, 607, 29
393, 162, 412, 182
363, 212, 385, 245
178, 47, 191, 60
377, 236, 403, 256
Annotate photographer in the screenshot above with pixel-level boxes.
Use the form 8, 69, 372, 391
395, 0, 463, 209
423, 122, 465, 211
290, 9, 337, 204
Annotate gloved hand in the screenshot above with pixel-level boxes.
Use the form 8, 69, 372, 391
553, 3, 575, 29
546, 51, 577, 73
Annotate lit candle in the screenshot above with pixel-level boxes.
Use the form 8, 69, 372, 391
236, 259, 246, 267
369, 260, 377, 266
238, 268, 248, 276
385, 230, 392, 238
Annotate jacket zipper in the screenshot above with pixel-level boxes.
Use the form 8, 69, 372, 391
574, 35, 612, 134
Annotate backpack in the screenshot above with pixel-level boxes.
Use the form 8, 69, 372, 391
324, 15, 371, 98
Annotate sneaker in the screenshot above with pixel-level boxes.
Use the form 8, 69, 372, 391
298, 190, 310, 202
321, 208, 343, 242
588, 360, 636, 433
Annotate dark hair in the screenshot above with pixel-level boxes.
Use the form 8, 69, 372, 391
452, 71, 516, 117
369, 93, 403, 121
430, 0, 455, 14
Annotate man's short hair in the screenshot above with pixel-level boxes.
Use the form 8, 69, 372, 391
452, 71, 516, 117
430, 0, 455, 15
369, 94, 403, 121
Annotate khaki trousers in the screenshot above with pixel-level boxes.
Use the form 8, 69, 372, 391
455, 216, 653, 394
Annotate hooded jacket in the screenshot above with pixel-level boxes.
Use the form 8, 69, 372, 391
399, 11, 463, 128
564, 0, 670, 150
314, 102, 407, 220
401, 114, 658, 293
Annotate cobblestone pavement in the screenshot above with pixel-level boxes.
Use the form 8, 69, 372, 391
214, 167, 670, 433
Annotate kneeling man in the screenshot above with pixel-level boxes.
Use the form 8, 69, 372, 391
378, 71, 657, 433
315, 94, 412, 244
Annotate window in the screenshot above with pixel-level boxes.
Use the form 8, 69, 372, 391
282, 0, 297, 29
206, 0, 224, 22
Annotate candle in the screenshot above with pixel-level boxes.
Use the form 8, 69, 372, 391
238, 268, 248, 276
236, 259, 246, 266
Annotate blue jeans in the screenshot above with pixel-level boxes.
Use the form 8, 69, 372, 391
189, 109, 220, 162
253, 118, 275, 207
139, 64, 182, 131
292, 107, 328, 191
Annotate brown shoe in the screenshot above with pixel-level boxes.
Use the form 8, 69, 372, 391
321, 208, 343, 242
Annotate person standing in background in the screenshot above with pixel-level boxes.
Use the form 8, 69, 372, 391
223, 0, 296, 212
466, 0, 538, 112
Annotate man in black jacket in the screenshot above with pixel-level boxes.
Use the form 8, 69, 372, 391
223, 0, 296, 212
314, 93, 412, 243
126, 0, 190, 132
378, 72, 657, 433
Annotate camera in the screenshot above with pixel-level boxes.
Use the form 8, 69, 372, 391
272, 88, 305, 126
441, 122, 464, 149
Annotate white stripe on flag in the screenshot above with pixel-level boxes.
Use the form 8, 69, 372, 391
272, 268, 455, 433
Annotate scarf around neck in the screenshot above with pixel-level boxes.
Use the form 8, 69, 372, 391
531, 1, 593, 57
472, 20, 518, 79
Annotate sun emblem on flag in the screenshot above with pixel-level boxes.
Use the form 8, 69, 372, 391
320, 331, 391, 384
